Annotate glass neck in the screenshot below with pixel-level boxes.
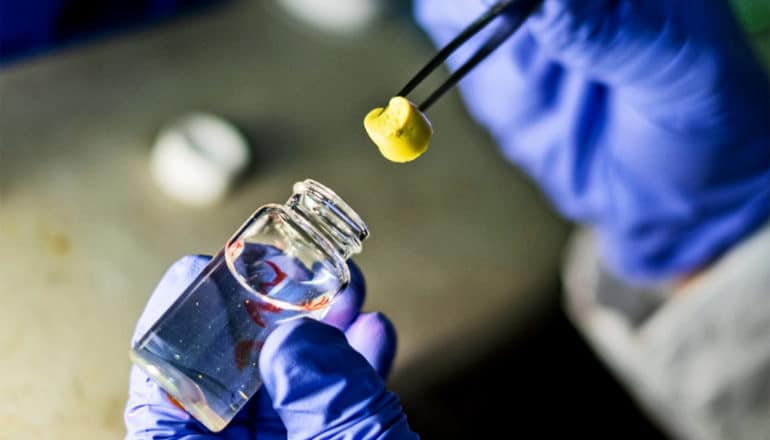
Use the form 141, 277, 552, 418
286, 180, 368, 260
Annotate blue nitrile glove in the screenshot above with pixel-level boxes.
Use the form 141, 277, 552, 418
415, 0, 770, 283
125, 255, 418, 439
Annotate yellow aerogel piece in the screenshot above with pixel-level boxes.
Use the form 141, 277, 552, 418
364, 96, 433, 163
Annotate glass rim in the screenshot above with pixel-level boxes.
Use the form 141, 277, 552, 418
292, 179, 370, 244
224, 205, 349, 313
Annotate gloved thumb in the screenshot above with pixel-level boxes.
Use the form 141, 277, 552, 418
259, 319, 419, 439
526, 0, 741, 94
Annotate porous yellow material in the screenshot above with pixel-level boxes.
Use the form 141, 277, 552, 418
364, 96, 433, 163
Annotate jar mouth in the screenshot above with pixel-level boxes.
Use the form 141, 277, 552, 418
224, 205, 352, 314
290, 179, 369, 257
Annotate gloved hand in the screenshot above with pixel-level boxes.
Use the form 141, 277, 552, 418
415, 0, 770, 283
125, 255, 419, 439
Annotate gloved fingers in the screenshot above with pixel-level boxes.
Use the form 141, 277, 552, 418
127, 257, 399, 437
319, 261, 397, 378
241, 262, 388, 436
259, 319, 417, 439
527, 0, 644, 76
321, 260, 366, 331
526, 0, 739, 96
245, 311, 397, 432
527, 0, 657, 85
345, 312, 397, 379
131, 255, 211, 345
244, 388, 287, 439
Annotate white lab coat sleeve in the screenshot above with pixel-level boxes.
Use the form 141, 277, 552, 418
562, 220, 770, 440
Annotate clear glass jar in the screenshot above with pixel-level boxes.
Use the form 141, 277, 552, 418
129, 179, 369, 432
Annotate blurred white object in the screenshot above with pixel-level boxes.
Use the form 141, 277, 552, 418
563, 221, 770, 440
277, 0, 385, 34
151, 113, 250, 207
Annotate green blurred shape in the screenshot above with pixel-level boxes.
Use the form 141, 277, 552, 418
732, 0, 770, 33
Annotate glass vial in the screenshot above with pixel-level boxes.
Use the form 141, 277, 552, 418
129, 179, 369, 432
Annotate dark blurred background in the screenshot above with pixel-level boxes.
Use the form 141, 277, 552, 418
1, 1, 768, 438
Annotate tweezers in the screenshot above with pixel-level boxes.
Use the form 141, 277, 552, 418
399, 0, 543, 112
